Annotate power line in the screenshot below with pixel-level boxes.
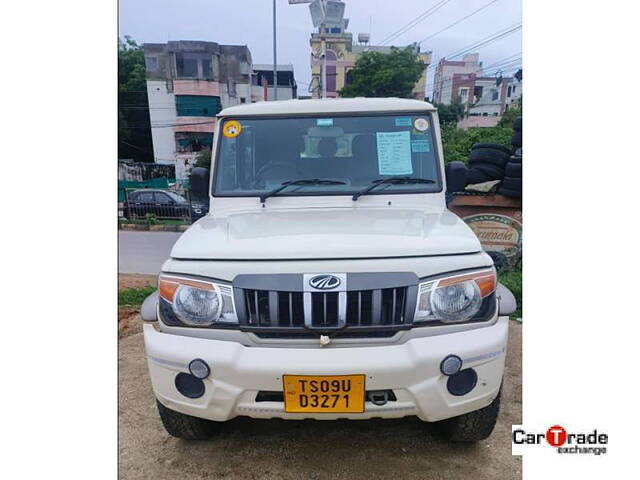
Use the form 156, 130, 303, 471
379, 0, 455, 46
427, 22, 522, 72
418, 0, 501, 45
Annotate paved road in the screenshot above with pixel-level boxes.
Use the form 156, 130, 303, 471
119, 322, 522, 480
119, 231, 182, 274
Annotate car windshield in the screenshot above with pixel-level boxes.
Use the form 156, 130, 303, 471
213, 113, 442, 197
165, 191, 187, 204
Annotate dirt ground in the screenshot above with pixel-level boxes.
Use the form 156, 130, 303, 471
118, 274, 156, 338
118, 275, 522, 480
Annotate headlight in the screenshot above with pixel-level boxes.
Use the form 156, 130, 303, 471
159, 275, 237, 327
414, 269, 496, 323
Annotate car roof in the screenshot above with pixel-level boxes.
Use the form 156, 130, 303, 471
219, 97, 435, 117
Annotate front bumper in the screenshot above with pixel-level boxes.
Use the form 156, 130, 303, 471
144, 317, 508, 422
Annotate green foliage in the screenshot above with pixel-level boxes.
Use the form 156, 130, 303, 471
339, 47, 425, 98
144, 213, 160, 225
441, 123, 513, 164
498, 267, 522, 320
119, 36, 153, 161
119, 285, 156, 307
498, 98, 522, 127
194, 148, 212, 170
434, 98, 466, 125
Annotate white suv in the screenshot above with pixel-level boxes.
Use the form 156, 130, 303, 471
140, 98, 516, 442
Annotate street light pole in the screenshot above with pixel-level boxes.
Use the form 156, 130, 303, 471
273, 0, 278, 101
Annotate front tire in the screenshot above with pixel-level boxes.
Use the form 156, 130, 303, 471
156, 400, 216, 440
437, 389, 501, 442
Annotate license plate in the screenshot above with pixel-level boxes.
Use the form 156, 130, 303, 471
282, 374, 365, 413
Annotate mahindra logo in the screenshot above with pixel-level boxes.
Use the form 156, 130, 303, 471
309, 274, 341, 290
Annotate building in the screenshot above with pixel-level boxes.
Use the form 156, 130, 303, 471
251, 64, 297, 101
143, 41, 297, 179
432, 54, 522, 128
432, 53, 483, 105
143, 41, 252, 178
309, 23, 432, 100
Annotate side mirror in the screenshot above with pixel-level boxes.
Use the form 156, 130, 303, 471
445, 161, 467, 194
190, 167, 210, 200
496, 282, 517, 316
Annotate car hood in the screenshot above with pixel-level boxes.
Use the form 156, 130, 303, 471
170, 207, 481, 260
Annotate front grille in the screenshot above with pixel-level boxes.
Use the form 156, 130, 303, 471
241, 287, 408, 329
233, 272, 418, 338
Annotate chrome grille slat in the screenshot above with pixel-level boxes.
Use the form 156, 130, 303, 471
239, 283, 411, 337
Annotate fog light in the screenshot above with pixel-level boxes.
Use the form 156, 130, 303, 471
446, 368, 478, 396
188, 359, 210, 379
175, 372, 205, 399
440, 354, 462, 376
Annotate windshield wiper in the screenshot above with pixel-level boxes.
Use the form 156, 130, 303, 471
260, 178, 346, 203
352, 176, 436, 201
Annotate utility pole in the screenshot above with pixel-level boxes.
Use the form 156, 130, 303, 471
273, 0, 278, 100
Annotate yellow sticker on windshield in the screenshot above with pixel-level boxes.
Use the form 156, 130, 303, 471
223, 120, 242, 138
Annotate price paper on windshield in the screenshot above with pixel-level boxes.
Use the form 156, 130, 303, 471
376, 131, 413, 175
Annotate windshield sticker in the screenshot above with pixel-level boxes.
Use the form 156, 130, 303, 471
411, 139, 431, 153
376, 131, 413, 175
222, 120, 242, 138
395, 117, 412, 127
413, 117, 429, 132
316, 118, 334, 126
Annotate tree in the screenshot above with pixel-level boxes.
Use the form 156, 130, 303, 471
339, 47, 425, 98
498, 96, 522, 127
194, 148, 212, 170
119, 36, 154, 162
434, 98, 466, 125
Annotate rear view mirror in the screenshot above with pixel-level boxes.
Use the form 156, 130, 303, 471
190, 167, 210, 200
496, 283, 517, 316
445, 161, 467, 194
308, 126, 345, 138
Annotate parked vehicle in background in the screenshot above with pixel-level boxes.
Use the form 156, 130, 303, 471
124, 189, 208, 221
139, 98, 517, 443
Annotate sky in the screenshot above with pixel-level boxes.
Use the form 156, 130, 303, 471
118, 0, 522, 98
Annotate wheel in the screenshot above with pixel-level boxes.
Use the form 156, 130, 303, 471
445, 161, 468, 193
466, 167, 492, 185
437, 388, 501, 442
468, 148, 510, 168
156, 400, 216, 440
513, 117, 522, 131
469, 162, 505, 179
505, 162, 522, 177
470, 143, 513, 156
501, 176, 522, 191
511, 130, 522, 148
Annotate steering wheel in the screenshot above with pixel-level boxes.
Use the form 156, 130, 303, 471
254, 162, 303, 188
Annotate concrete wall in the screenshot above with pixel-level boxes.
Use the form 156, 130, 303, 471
146, 80, 177, 164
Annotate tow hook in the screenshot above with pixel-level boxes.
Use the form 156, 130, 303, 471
368, 390, 389, 406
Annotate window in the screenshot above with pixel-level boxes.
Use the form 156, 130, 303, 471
459, 87, 469, 102
175, 132, 214, 153
134, 192, 154, 203
175, 95, 221, 117
491, 89, 499, 101
176, 54, 198, 77
240, 97, 246, 103
145, 57, 158, 72
214, 114, 442, 197
473, 86, 483, 99
507, 86, 512, 97
201, 59, 212, 78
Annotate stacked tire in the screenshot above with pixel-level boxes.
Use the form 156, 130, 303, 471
511, 116, 522, 149
498, 148, 522, 198
466, 143, 512, 184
